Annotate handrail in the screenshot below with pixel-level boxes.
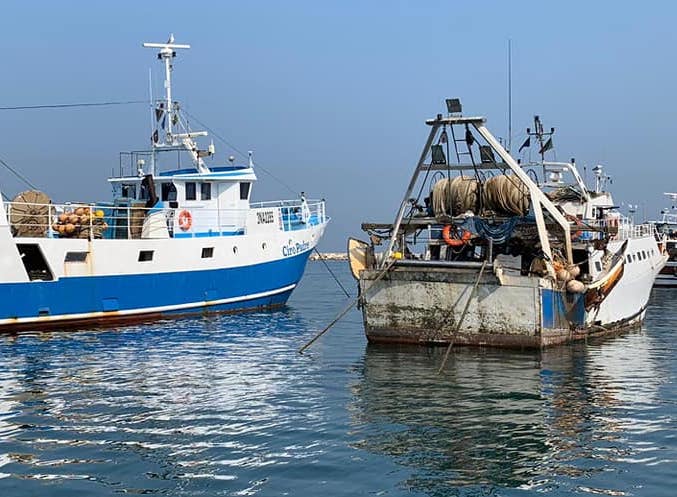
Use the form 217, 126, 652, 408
2, 199, 327, 240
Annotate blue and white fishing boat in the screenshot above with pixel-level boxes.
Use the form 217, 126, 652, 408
0, 36, 328, 331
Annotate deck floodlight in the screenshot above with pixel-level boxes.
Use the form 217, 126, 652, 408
431, 144, 447, 165
445, 98, 462, 114
479, 145, 495, 164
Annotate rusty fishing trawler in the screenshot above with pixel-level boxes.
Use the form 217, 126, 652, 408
348, 100, 666, 348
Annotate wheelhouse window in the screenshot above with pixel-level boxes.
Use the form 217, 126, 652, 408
185, 182, 197, 201
121, 184, 137, 199
161, 183, 177, 202
201, 183, 211, 200
240, 182, 251, 200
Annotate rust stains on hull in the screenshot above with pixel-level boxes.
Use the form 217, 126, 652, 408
0, 303, 286, 334
365, 319, 643, 349
359, 265, 644, 349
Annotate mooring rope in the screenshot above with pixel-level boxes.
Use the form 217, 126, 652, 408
298, 258, 396, 354
437, 259, 488, 374
313, 247, 351, 298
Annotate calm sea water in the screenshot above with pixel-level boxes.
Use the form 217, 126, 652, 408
0, 261, 675, 496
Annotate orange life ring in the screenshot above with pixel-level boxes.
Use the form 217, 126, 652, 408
178, 210, 192, 231
442, 225, 472, 247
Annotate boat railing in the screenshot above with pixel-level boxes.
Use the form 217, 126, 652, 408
578, 217, 653, 240
376, 215, 655, 256
2, 199, 327, 240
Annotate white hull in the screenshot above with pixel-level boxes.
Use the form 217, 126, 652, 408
590, 236, 666, 325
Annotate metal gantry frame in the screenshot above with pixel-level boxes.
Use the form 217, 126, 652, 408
381, 113, 573, 275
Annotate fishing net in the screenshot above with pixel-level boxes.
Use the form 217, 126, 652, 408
482, 175, 529, 216
431, 174, 529, 217
431, 176, 478, 216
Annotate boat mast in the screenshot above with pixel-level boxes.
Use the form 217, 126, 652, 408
143, 34, 190, 145
507, 39, 512, 153
147, 68, 156, 175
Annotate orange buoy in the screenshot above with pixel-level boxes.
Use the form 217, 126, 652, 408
442, 224, 472, 247
178, 210, 192, 231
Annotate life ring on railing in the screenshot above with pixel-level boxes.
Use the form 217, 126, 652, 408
178, 210, 192, 231
442, 224, 472, 247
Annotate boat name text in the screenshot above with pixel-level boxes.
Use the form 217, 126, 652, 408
283, 239, 310, 257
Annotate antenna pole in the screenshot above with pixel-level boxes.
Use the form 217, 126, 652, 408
148, 68, 156, 175
143, 36, 190, 145
507, 39, 512, 153
164, 53, 173, 138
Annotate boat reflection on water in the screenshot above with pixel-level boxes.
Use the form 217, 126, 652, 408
349, 333, 661, 493
0, 309, 328, 494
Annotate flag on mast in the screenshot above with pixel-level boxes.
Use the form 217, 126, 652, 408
518, 136, 530, 153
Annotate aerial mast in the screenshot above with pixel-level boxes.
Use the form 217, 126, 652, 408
142, 34, 190, 144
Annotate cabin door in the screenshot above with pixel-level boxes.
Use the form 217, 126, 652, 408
216, 183, 243, 234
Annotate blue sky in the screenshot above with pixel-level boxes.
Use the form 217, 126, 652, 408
0, 0, 675, 250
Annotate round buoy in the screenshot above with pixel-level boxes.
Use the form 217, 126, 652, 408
566, 279, 585, 293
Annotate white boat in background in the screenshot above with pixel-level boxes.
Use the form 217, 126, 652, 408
0, 35, 328, 331
348, 102, 666, 348
652, 193, 677, 288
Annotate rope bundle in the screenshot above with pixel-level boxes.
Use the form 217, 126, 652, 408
482, 175, 529, 217
431, 176, 478, 216
431, 174, 529, 217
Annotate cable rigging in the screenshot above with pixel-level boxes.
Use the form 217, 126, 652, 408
0, 100, 146, 111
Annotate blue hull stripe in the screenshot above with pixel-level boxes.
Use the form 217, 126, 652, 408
0, 251, 311, 325
541, 288, 585, 329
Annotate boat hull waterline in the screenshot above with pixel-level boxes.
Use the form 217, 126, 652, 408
0, 227, 323, 332
358, 232, 662, 349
